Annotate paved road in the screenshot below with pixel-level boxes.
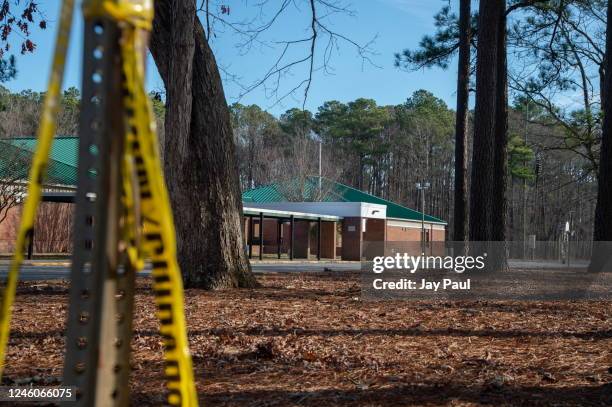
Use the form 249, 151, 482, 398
0, 258, 589, 281
509, 259, 589, 269
0, 261, 361, 281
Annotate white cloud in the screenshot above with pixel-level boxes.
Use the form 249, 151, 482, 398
375, 0, 446, 23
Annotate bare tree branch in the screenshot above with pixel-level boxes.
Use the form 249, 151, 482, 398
197, 0, 377, 108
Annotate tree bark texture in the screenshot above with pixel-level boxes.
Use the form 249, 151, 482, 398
469, 0, 509, 271
453, 0, 471, 244
150, 1, 257, 289
590, 2, 612, 272
491, 3, 509, 270
470, 0, 505, 242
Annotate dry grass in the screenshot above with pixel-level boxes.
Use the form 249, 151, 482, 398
3, 271, 612, 406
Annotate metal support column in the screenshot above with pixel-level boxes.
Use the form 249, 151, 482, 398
317, 217, 322, 261
277, 219, 282, 259
290, 215, 294, 260
62, 19, 136, 407
259, 212, 264, 260
63, 18, 115, 406
248, 216, 253, 259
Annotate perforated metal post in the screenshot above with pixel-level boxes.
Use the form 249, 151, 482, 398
62, 18, 135, 407
62, 19, 112, 406
59, 3, 199, 405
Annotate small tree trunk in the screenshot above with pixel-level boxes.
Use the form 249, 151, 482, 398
491, 3, 509, 271
151, 1, 257, 288
470, 0, 503, 242
590, 2, 612, 272
453, 0, 470, 244
470, 0, 508, 272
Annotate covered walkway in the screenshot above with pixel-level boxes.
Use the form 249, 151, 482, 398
243, 207, 341, 261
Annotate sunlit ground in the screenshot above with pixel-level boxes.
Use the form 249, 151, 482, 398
3, 272, 611, 406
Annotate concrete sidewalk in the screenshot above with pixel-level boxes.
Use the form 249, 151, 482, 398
0, 259, 361, 281
0, 257, 591, 283
0, 259, 71, 267
0, 258, 589, 268
0, 258, 360, 267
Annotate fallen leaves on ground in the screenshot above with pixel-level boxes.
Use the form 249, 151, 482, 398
3, 271, 611, 406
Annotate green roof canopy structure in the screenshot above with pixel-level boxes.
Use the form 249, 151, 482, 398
0, 136, 80, 187
243, 177, 446, 224
0, 137, 446, 224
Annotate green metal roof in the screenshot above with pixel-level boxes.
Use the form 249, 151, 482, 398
242, 177, 446, 224
0, 136, 79, 186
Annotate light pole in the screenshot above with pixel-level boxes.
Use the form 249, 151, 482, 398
567, 210, 574, 268
416, 182, 430, 254
523, 103, 529, 259
318, 139, 322, 197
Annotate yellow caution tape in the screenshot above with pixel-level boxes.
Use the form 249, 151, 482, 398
98, 1, 199, 405
3, 1, 199, 405
119, 25, 198, 406
0, 0, 75, 379
84, 0, 153, 30
122, 153, 145, 271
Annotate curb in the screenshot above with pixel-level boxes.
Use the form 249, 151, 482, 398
0, 261, 71, 267
249, 260, 360, 264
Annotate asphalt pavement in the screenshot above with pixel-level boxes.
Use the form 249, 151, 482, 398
0, 260, 361, 281
0, 258, 590, 281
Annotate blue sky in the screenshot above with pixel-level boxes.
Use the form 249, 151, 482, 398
3, 0, 459, 116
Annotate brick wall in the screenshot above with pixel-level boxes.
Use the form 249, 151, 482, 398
0, 202, 76, 254
386, 226, 421, 241
341, 217, 362, 261
319, 221, 336, 259
385, 222, 446, 256
363, 218, 385, 241
0, 206, 20, 253
262, 219, 280, 254
293, 220, 310, 258
386, 224, 445, 242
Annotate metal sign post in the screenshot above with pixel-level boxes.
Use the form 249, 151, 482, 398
1, 2, 198, 406
62, 17, 137, 406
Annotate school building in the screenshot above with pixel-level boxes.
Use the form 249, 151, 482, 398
242, 178, 447, 261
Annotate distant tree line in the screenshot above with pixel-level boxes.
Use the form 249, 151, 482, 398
3, 0, 611, 283
230, 88, 596, 245
0, 86, 166, 138
392, 0, 612, 270
0, 83, 600, 263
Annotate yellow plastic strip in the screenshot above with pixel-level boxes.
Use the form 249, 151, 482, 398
86, 1, 198, 403
0, 0, 75, 379
121, 154, 145, 271
83, 0, 153, 30
120, 27, 198, 406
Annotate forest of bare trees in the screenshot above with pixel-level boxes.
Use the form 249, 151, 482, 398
0, 81, 601, 258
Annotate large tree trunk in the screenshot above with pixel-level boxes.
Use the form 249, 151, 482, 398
150, 1, 258, 289
590, 2, 612, 272
453, 0, 471, 244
